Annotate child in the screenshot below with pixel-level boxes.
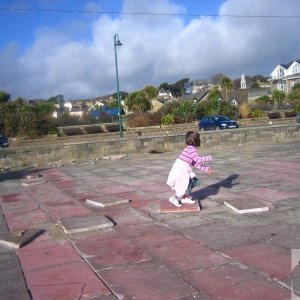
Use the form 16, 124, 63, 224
166, 131, 212, 207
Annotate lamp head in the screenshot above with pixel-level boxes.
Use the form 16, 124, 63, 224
114, 34, 122, 47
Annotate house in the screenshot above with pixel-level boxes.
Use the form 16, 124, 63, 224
90, 105, 125, 121
177, 91, 209, 102
192, 83, 211, 93
269, 58, 300, 93
158, 89, 173, 100
151, 99, 164, 112
88, 101, 105, 111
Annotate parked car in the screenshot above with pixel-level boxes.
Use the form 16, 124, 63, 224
199, 115, 239, 131
297, 112, 300, 123
0, 132, 9, 148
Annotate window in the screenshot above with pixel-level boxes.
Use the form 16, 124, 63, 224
278, 81, 285, 91
291, 79, 298, 87
293, 64, 300, 74
277, 67, 284, 78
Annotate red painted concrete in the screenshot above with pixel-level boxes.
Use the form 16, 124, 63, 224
99, 261, 197, 300
144, 238, 229, 272
185, 263, 291, 300
30, 280, 111, 300
17, 239, 82, 273
223, 242, 291, 280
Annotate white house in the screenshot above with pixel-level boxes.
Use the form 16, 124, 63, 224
88, 101, 105, 111
269, 58, 300, 93
158, 89, 173, 100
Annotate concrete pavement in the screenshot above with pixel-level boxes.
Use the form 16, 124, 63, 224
0, 140, 300, 299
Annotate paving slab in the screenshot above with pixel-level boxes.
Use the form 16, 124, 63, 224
98, 261, 197, 300
223, 241, 291, 280
45, 206, 92, 220
184, 263, 291, 300
17, 239, 82, 273
224, 197, 269, 214
1, 141, 300, 299
143, 237, 229, 272
0, 249, 31, 300
96, 206, 153, 226
100, 185, 135, 195
240, 187, 298, 203
75, 235, 151, 269
86, 196, 130, 207
159, 201, 201, 213
117, 223, 183, 247
58, 215, 114, 234
20, 178, 47, 186
25, 173, 41, 179
5, 209, 51, 232
29, 280, 112, 300
26, 261, 111, 299
0, 229, 45, 249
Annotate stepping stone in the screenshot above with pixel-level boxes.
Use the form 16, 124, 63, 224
0, 229, 45, 249
21, 178, 46, 186
224, 198, 269, 214
58, 215, 114, 234
26, 173, 41, 179
102, 154, 127, 160
158, 202, 200, 214
86, 196, 130, 207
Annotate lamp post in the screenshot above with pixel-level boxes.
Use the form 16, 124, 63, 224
217, 97, 221, 114
114, 33, 123, 138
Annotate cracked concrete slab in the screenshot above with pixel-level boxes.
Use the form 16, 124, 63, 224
58, 215, 114, 234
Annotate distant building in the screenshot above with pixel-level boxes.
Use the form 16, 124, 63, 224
158, 89, 173, 100
269, 58, 300, 93
240, 74, 247, 89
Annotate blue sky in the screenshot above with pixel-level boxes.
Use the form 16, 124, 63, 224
0, 0, 300, 100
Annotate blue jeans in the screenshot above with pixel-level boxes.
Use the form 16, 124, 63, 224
185, 177, 201, 195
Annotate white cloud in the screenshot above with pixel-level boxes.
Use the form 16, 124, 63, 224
1, 0, 300, 100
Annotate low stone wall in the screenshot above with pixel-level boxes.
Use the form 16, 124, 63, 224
0, 124, 299, 168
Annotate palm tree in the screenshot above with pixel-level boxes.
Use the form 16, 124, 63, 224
125, 91, 152, 113
221, 76, 233, 101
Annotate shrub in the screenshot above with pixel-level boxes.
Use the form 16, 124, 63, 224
250, 108, 266, 118
172, 100, 196, 123
219, 102, 238, 119
239, 102, 251, 119
256, 95, 270, 103
127, 112, 161, 127
294, 102, 300, 113
161, 114, 174, 125
159, 100, 196, 124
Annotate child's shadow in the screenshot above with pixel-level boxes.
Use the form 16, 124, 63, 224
191, 174, 239, 209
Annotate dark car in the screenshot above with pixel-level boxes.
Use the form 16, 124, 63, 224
0, 132, 9, 148
199, 115, 239, 131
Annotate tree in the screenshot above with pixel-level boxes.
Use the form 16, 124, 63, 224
158, 82, 170, 91
107, 100, 118, 108
272, 90, 286, 109
112, 91, 128, 101
125, 91, 152, 113
0, 90, 10, 103
170, 78, 190, 97
221, 76, 233, 101
207, 86, 222, 102
159, 79, 190, 97
143, 85, 159, 99
288, 83, 300, 103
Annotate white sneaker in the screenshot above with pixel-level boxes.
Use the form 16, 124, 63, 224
169, 196, 182, 207
181, 196, 196, 204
